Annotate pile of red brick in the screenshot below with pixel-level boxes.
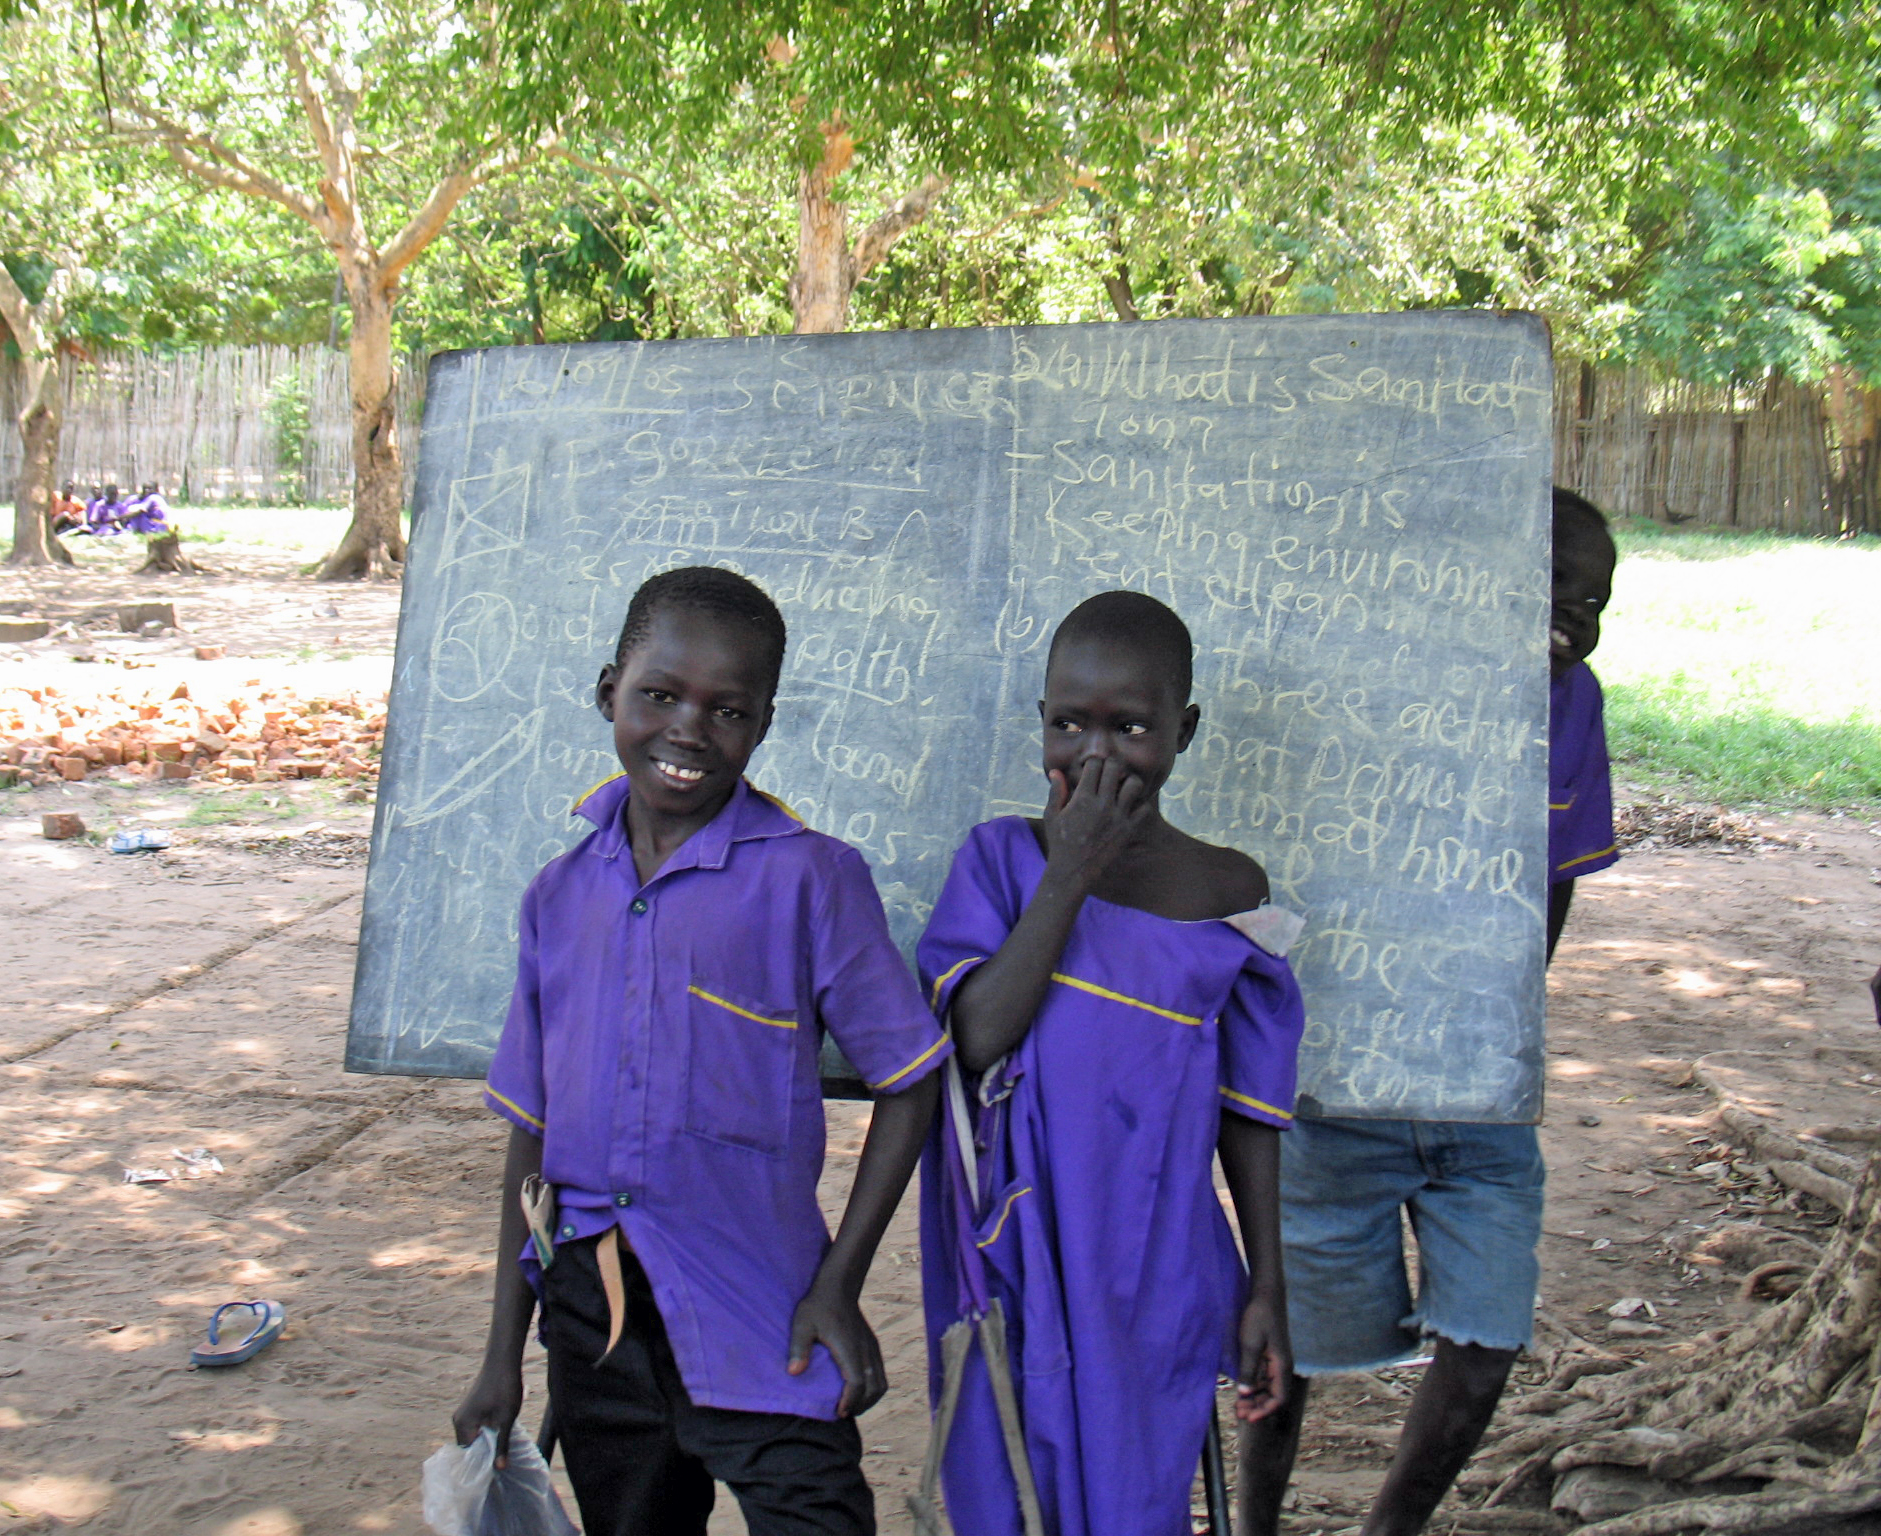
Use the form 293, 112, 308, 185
1, 681, 386, 787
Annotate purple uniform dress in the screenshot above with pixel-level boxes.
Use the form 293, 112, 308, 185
918, 817, 1306, 1536
484, 773, 951, 1420
1550, 662, 1618, 883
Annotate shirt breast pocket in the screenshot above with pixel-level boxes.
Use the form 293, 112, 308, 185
684, 979, 800, 1156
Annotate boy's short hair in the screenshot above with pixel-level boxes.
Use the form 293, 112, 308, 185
613, 566, 789, 693
1048, 590, 1194, 702
1554, 487, 1616, 568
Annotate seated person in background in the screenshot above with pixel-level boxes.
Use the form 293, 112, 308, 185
50, 481, 85, 534
81, 482, 124, 535
1240, 488, 1619, 1536
122, 483, 172, 537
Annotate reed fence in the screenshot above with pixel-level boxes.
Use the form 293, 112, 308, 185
1550, 363, 1870, 534
4, 346, 1876, 533
0, 345, 424, 507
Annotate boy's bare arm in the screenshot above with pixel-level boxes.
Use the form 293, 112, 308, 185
951, 758, 1146, 1072
788, 1069, 941, 1415
453, 1123, 543, 1465
1219, 1115, 1292, 1424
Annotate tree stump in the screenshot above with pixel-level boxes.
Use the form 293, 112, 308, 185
138, 533, 200, 575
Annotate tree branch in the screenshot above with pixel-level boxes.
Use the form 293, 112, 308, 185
0, 262, 75, 354
0, 263, 36, 352
114, 101, 321, 224
376, 172, 476, 291
850, 174, 951, 281
280, 34, 347, 214
376, 137, 546, 290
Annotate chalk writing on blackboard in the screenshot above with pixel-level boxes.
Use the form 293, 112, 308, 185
348, 314, 1551, 1122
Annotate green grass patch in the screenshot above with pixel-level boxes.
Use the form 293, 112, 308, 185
1601, 523, 1881, 810
180, 790, 299, 826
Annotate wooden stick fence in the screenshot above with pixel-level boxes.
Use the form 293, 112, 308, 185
1552, 363, 1841, 533
0, 345, 424, 507
1, 345, 1868, 532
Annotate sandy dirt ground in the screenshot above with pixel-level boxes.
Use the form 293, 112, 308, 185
1, 552, 1878, 1535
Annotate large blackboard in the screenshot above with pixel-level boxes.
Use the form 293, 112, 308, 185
347, 314, 1552, 1121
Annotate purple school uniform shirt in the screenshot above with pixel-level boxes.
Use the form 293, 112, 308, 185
484, 774, 950, 1419
918, 817, 1306, 1536
1550, 662, 1618, 883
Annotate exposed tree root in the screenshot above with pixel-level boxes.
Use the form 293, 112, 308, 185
1739, 1261, 1810, 1301
317, 522, 404, 581
1468, 1152, 1881, 1531
1576, 1468, 1881, 1535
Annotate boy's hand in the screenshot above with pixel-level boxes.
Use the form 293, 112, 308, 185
453, 1364, 525, 1468
788, 1279, 886, 1417
1233, 1293, 1292, 1424
1041, 755, 1149, 890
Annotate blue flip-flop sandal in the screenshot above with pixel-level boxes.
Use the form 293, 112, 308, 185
190, 1300, 286, 1367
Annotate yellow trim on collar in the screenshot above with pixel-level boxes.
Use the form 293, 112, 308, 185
750, 786, 803, 823
1556, 842, 1618, 872
574, 772, 628, 811
688, 985, 797, 1029
928, 956, 984, 1010
1050, 972, 1202, 1026
485, 1086, 545, 1131
976, 1186, 1033, 1249
1219, 1085, 1293, 1120
871, 1036, 947, 1092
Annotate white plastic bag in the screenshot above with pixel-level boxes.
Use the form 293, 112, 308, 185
422, 1427, 578, 1536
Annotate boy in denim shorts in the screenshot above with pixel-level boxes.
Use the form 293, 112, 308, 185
1240, 491, 1618, 1535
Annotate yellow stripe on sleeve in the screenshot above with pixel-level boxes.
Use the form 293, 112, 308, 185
976, 1186, 1034, 1249
928, 956, 984, 1010
485, 1086, 545, 1131
1556, 842, 1618, 872
870, 1035, 948, 1092
1548, 800, 1572, 810
1219, 1085, 1293, 1121
1050, 972, 1202, 1025
688, 985, 797, 1029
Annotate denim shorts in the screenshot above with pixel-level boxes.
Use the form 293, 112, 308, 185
1279, 1116, 1545, 1374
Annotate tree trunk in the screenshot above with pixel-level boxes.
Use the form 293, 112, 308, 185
8, 380, 69, 568
319, 273, 407, 580
786, 126, 949, 337
1103, 265, 1140, 322
1474, 1150, 1881, 1532
1824, 368, 1881, 536
790, 126, 856, 335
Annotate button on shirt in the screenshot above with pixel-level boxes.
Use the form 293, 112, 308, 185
1549, 662, 1619, 883
484, 774, 950, 1418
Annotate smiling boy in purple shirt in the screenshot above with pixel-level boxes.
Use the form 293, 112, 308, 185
1547, 489, 1619, 959
454, 567, 948, 1536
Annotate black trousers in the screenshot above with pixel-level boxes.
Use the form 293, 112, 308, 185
540, 1234, 874, 1536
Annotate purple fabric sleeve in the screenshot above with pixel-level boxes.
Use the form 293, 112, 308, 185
812, 847, 952, 1093
1549, 663, 1619, 883
1217, 947, 1307, 1127
483, 879, 546, 1135
915, 823, 1020, 1022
